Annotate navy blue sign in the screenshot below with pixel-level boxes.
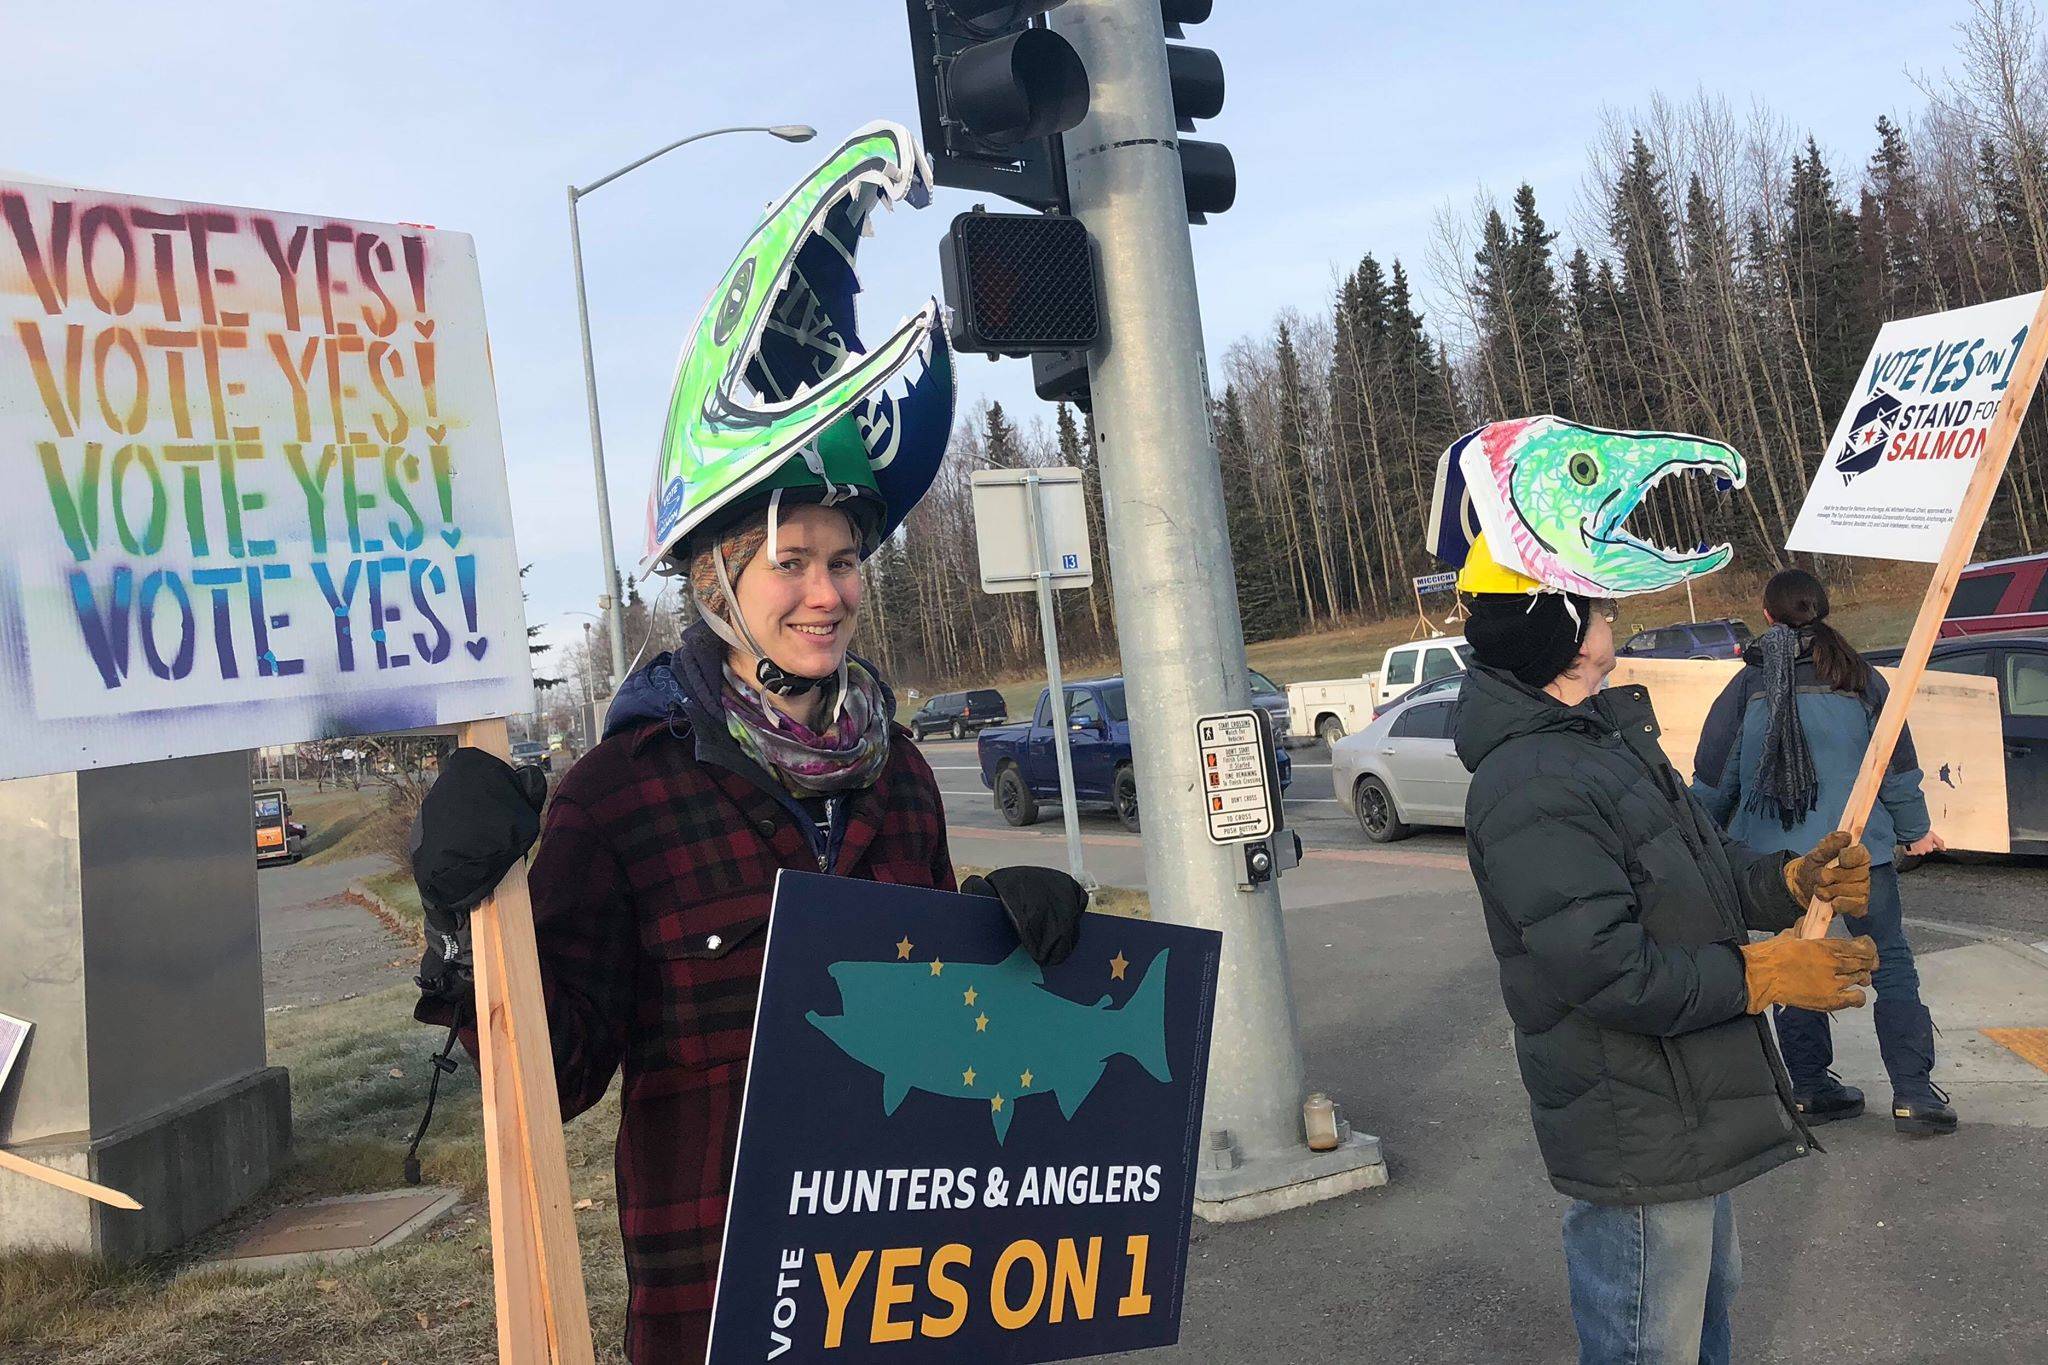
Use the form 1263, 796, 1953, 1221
707, 871, 1222, 1363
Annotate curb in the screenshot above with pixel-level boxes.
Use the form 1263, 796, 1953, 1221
344, 882, 424, 948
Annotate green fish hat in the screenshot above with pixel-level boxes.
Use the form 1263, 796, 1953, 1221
640, 120, 955, 576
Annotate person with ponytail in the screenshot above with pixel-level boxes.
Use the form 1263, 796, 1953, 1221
1693, 567, 1956, 1137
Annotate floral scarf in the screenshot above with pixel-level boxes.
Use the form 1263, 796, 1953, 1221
721, 658, 891, 796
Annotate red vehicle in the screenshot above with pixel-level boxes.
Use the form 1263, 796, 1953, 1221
1942, 551, 2048, 637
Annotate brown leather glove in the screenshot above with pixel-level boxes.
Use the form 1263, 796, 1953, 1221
1740, 931, 1878, 1013
1784, 830, 1872, 918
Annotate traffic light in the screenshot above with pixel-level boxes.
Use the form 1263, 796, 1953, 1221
905, 0, 1091, 212
1162, 0, 1235, 222
940, 209, 1099, 356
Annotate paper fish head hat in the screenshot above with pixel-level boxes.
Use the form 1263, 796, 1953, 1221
640, 121, 955, 577
1428, 416, 1748, 597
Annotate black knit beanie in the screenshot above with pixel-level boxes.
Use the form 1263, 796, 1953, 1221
1462, 592, 1593, 689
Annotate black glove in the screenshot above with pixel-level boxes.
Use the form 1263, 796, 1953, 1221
410, 749, 547, 1019
963, 866, 1089, 967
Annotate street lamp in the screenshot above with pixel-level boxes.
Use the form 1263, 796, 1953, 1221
568, 123, 817, 694
560, 611, 604, 752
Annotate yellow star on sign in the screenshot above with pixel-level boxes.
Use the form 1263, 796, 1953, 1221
963, 985, 978, 1006
991, 1093, 1005, 1112
1020, 1069, 1034, 1088
975, 1013, 989, 1033
1110, 951, 1129, 980
895, 936, 914, 960
930, 959, 945, 977
962, 1066, 976, 1087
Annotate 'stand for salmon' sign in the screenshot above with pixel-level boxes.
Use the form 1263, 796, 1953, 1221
1788, 291, 2041, 562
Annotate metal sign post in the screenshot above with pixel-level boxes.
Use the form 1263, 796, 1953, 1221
1411, 570, 1458, 639
969, 468, 1095, 887
1052, 0, 1386, 1217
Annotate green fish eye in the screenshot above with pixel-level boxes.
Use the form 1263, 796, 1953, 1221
1568, 451, 1601, 486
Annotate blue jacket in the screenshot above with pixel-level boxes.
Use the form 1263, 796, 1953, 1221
1689, 650, 1931, 865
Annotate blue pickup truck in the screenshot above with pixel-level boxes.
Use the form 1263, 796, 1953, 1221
977, 677, 1290, 832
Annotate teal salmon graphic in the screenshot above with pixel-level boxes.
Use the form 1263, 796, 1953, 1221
806, 943, 1171, 1142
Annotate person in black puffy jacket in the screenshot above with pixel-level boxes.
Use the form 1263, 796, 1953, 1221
1453, 539, 1875, 1365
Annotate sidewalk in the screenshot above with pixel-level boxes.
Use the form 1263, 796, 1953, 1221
1829, 937, 2048, 1128
958, 823, 2048, 1363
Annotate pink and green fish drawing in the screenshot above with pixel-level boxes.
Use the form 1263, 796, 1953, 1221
1448, 416, 1749, 597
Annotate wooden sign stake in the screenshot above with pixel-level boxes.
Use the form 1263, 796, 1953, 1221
1800, 287, 2048, 939
460, 718, 596, 1364
0, 1148, 142, 1210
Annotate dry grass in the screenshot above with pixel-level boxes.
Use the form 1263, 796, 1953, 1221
283, 781, 394, 869
0, 987, 631, 1364
0, 856, 1149, 1362
908, 562, 1932, 708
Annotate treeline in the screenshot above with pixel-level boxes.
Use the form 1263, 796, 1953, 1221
1220, 0, 2048, 640
567, 1, 2048, 695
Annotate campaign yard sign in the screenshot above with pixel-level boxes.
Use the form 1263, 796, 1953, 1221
708, 872, 1222, 1364
0, 179, 530, 781
1788, 291, 2041, 561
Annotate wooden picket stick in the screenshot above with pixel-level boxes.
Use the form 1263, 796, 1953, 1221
1800, 286, 2048, 940
460, 718, 596, 1365
0, 1148, 142, 1210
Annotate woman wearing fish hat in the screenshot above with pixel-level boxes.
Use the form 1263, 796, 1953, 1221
405, 124, 1085, 1361
1441, 419, 1880, 1365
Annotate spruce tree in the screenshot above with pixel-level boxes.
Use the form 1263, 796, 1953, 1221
982, 400, 1023, 467
1783, 138, 1871, 415
1867, 115, 1929, 315
1509, 184, 1575, 412
1217, 386, 1294, 639
1608, 133, 1685, 417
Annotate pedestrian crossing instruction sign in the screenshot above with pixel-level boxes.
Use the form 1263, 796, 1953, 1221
1194, 709, 1276, 844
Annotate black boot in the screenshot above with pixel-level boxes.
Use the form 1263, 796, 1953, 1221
1875, 999, 1958, 1137
1892, 1084, 1959, 1137
1772, 1005, 1859, 1121
1792, 1070, 1865, 1124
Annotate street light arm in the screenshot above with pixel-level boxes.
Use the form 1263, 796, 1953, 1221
571, 124, 814, 199
568, 118, 810, 696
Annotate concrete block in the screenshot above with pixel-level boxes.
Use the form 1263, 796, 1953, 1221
0, 1066, 290, 1260
1193, 1131, 1389, 1223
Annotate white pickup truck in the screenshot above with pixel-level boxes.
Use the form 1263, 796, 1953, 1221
1286, 636, 1470, 745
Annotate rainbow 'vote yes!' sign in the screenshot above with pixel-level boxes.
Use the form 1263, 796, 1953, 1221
0, 179, 530, 780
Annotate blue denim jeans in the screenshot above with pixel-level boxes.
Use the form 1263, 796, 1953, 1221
1563, 1194, 1740, 1365
1773, 864, 1933, 1092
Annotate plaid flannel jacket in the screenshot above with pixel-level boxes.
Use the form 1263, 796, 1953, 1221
526, 715, 954, 1361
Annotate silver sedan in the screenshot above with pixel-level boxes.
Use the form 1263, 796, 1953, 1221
1331, 687, 1471, 842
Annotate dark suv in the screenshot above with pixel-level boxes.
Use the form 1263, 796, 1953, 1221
1618, 618, 1753, 660
909, 688, 1008, 741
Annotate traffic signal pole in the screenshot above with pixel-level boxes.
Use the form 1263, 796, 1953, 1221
1050, 0, 1386, 1218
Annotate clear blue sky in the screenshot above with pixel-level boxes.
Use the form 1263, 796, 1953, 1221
2, 0, 1968, 669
